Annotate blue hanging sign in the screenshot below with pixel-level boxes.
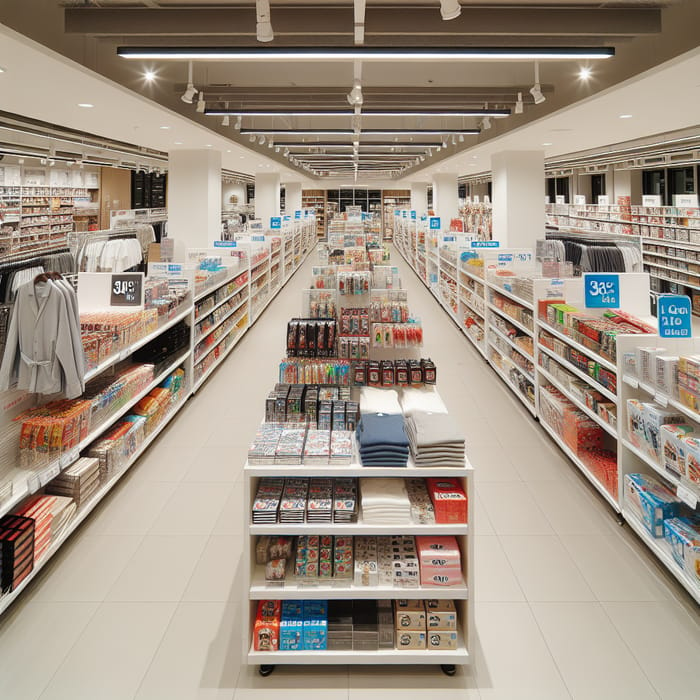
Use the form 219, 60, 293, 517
251, 235, 266, 242
470, 240, 499, 248
410, 210, 417, 220
584, 273, 620, 308
658, 295, 692, 338
214, 240, 237, 247
429, 217, 441, 230
270, 217, 282, 229
294, 210, 302, 219
443, 235, 456, 243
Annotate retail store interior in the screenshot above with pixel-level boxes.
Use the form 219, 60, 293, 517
0, 1, 699, 698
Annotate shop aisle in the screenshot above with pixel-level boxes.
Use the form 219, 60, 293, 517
0, 245, 698, 700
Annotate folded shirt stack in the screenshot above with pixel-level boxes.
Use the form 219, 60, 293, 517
360, 478, 411, 524
400, 387, 448, 417
356, 412, 409, 467
359, 387, 402, 415
404, 411, 465, 468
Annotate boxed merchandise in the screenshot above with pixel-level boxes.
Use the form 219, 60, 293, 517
426, 478, 468, 524
393, 599, 426, 630
656, 356, 679, 397
302, 600, 328, 650
660, 424, 695, 478
279, 600, 304, 650
427, 630, 459, 650
395, 629, 426, 649
415, 536, 462, 587
636, 347, 666, 385
425, 599, 457, 630
627, 399, 645, 448
254, 600, 281, 652
683, 436, 700, 486
623, 473, 680, 537
641, 404, 686, 459
663, 518, 700, 584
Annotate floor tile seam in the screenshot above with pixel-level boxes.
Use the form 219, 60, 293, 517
33, 599, 105, 700
480, 532, 528, 604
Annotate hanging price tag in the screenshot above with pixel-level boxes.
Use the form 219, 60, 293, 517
110, 273, 143, 307
584, 274, 619, 308
429, 217, 441, 230
623, 375, 639, 389
410, 211, 417, 220
39, 463, 60, 486
654, 391, 669, 408
658, 295, 692, 339
270, 217, 282, 229
471, 240, 499, 248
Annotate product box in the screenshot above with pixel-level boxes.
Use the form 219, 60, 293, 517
641, 404, 686, 459
395, 629, 426, 649
253, 600, 281, 652
663, 518, 700, 584
425, 599, 457, 630
660, 424, 695, 478
426, 478, 468, 525
393, 599, 426, 630
626, 399, 645, 448
636, 347, 666, 385
279, 600, 304, 651
427, 630, 459, 650
683, 436, 700, 486
656, 356, 679, 397
623, 473, 680, 538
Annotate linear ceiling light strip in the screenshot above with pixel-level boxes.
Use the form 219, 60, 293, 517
208, 108, 509, 116
118, 47, 615, 61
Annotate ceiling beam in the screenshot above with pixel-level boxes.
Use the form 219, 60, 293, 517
64, 7, 660, 39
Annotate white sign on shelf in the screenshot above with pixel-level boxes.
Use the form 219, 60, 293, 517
674, 194, 699, 208
555, 195, 566, 204
642, 195, 662, 207
78, 272, 145, 312
677, 483, 698, 509
574, 195, 586, 205
597, 195, 610, 205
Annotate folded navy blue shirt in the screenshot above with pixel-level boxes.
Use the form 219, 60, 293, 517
356, 413, 409, 449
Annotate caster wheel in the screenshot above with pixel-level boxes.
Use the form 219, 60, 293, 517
441, 664, 457, 677
259, 665, 276, 677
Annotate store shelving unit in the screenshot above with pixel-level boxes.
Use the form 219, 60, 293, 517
302, 190, 327, 237
242, 457, 474, 670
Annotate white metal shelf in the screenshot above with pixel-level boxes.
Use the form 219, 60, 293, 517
643, 260, 700, 278
489, 324, 534, 362
487, 303, 534, 337
193, 325, 248, 392
193, 295, 249, 343
539, 418, 620, 512
0, 394, 189, 615
623, 510, 700, 605
621, 438, 682, 489
538, 364, 617, 438
624, 373, 700, 425
486, 281, 533, 309
459, 267, 485, 284
193, 311, 248, 364
641, 236, 700, 251
194, 281, 248, 321
487, 360, 537, 416
644, 271, 700, 291
249, 518, 468, 536
246, 460, 473, 478
249, 568, 468, 600
84, 303, 193, 383
488, 341, 534, 383
538, 321, 616, 372
247, 637, 469, 665
538, 344, 617, 403
194, 267, 246, 302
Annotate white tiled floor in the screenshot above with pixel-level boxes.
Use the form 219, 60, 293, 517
0, 244, 698, 699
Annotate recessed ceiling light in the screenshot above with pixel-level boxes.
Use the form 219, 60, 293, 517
0, 66, 6, 73
578, 66, 592, 80
77, 103, 94, 108
226, 149, 231, 153
205, 144, 213, 147
542, 142, 553, 146
240, 156, 245, 159
159, 125, 170, 130
619, 114, 633, 119
174, 141, 183, 145
144, 70, 156, 81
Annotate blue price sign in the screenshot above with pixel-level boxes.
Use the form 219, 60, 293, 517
294, 210, 302, 219
471, 240, 499, 248
658, 295, 692, 338
251, 235, 265, 242
402, 211, 407, 218
270, 217, 282, 229
410, 210, 417, 220
214, 240, 236, 247
443, 235, 456, 243
429, 217, 441, 230
584, 273, 620, 308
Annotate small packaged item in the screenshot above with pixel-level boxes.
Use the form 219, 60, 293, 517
663, 518, 700, 584
393, 599, 426, 630
660, 424, 694, 478
427, 630, 458, 650
254, 600, 281, 651
395, 630, 426, 649
623, 473, 680, 538
425, 599, 458, 630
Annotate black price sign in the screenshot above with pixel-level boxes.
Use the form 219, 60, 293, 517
110, 273, 143, 307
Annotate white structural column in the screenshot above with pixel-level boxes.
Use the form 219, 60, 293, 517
410, 182, 429, 216
432, 172, 459, 223
255, 172, 281, 225
611, 167, 642, 204
285, 181, 303, 215
491, 150, 545, 248
168, 149, 222, 248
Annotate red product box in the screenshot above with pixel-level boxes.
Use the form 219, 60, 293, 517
425, 478, 468, 524
254, 600, 281, 652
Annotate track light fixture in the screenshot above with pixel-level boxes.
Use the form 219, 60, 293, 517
514, 92, 524, 114
181, 61, 198, 104
440, 0, 461, 21
196, 91, 206, 113
480, 116, 492, 130
530, 62, 546, 104
451, 135, 457, 145
258, 135, 266, 145
249, 134, 256, 143
459, 134, 465, 142
256, 0, 274, 43
234, 115, 242, 130
346, 79, 364, 106
268, 139, 274, 148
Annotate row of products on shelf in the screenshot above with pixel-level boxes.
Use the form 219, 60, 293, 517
627, 401, 700, 487
251, 476, 467, 526
194, 271, 248, 320
0, 368, 187, 595
491, 292, 534, 332
624, 473, 699, 586
539, 385, 618, 498
248, 425, 354, 466
286, 318, 337, 358
265, 383, 357, 429
338, 271, 371, 296
254, 598, 459, 652
256, 533, 463, 589
539, 301, 655, 363
194, 287, 247, 340
278, 358, 437, 387
193, 313, 248, 381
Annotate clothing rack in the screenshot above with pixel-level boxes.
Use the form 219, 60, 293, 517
74, 227, 143, 273
0, 247, 74, 302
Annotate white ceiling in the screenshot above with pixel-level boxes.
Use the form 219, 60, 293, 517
0, 22, 314, 185
398, 45, 700, 183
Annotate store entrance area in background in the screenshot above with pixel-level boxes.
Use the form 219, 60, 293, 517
0, 244, 696, 700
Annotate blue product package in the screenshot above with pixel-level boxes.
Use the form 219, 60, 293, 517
663, 517, 700, 582
624, 473, 679, 538
303, 618, 328, 650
